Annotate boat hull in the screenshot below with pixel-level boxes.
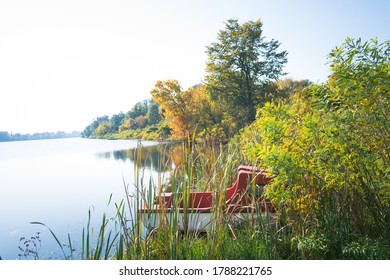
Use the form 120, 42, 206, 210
137, 166, 276, 233
140, 210, 212, 232
139, 209, 275, 233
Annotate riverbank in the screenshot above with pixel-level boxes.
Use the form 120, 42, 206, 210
36, 141, 390, 260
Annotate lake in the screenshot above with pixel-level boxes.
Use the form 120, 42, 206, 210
0, 138, 169, 259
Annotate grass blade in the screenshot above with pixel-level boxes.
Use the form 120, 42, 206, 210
30, 222, 68, 260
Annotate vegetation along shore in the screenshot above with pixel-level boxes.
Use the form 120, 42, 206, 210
33, 19, 390, 259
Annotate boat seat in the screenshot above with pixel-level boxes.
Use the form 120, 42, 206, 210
156, 166, 272, 210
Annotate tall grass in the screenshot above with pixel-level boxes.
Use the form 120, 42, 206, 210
38, 140, 287, 260
41, 139, 390, 260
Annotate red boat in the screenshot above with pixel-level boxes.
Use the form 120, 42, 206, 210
139, 165, 275, 232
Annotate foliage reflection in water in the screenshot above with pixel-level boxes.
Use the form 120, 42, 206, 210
95, 142, 179, 173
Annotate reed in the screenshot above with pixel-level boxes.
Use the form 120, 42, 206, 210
30, 222, 71, 260
32, 140, 300, 260
115, 139, 288, 260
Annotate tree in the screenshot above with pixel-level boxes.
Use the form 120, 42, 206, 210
150, 80, 194, 139
205, 19, 288, 136
146, 99, 162, 125
0, 131, 10, 141
261, 78, 312, 103
110, 112, 125, 131
81, 115, 109, 138
126, 100, 149, 119
185, 84, 230, 142
94, 121, 114, 138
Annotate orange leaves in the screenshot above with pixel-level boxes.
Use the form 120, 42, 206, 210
150, 80, 211, 140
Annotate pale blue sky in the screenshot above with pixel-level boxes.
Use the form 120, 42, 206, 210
0, 0, 389, 134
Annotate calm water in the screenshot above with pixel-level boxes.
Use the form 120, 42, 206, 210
0, 138, 165, 259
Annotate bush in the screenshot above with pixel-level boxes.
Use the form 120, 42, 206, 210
241, 38, 390, 258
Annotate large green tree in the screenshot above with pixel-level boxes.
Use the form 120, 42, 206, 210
205, 19, 288, 136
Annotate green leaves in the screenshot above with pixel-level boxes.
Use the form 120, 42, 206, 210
241, 38, 390, 256
205, 18, 288, 137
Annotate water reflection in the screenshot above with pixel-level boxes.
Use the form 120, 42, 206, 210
95, 142, 178, 172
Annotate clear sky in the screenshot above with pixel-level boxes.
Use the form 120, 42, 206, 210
0, 0, 389, 134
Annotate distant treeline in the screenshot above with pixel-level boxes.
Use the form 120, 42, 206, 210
0, 131, 81, 142
81, 98, 169, 140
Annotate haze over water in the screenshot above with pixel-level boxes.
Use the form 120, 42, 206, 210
0, 138, 162, 259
